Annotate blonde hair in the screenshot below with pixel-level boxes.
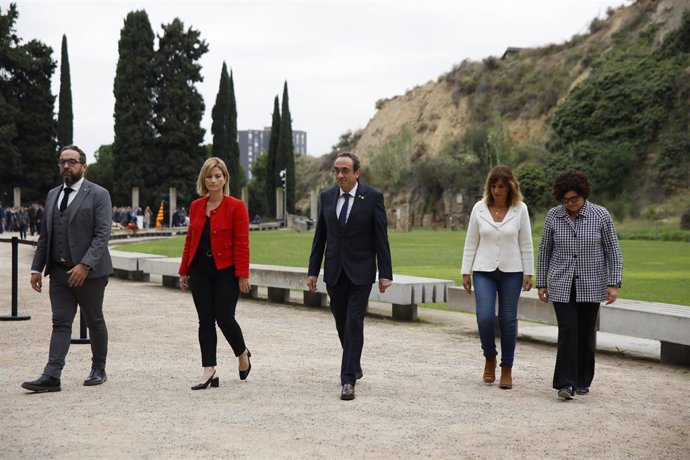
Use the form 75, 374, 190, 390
483, 165, 523, 207
196, 157, 230, 196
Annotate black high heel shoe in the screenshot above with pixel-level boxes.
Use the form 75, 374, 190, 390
239, 350, 252, 381
191, 371, 219, 390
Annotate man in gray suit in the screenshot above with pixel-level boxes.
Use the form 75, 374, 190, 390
22, 145, 113, 393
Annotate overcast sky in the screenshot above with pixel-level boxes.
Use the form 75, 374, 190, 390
11, 0, 631, 162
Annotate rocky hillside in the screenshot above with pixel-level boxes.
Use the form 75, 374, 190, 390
342, 0, 690, 228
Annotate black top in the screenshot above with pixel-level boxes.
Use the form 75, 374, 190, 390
197, 216, 212, 253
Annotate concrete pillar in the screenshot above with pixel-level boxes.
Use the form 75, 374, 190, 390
310, 189, 318, 220
13, 187, 21, 208
169, 187, 177, 228
276, 187, 285, 221
131, 187, 139, 209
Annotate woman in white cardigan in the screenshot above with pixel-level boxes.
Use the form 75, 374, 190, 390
461, 165, 534, 389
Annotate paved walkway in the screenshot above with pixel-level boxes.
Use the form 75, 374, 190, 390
0, 238, 688, 458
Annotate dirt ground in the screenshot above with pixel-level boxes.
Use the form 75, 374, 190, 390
1, 239, 689, 459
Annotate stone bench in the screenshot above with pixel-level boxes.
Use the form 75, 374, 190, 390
447, 286, 690, 366
137, 257, 453, 321
110, 250, 167, 281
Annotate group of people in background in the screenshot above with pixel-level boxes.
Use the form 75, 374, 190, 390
18, 144, 622, 403
462, 165, 623, 400
0, 202, 44, 239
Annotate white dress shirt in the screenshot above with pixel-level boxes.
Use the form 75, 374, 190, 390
336, 182, 358, 223
57, 177, 85, 210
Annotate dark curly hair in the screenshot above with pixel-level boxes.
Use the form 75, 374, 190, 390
552, 170, 590, 202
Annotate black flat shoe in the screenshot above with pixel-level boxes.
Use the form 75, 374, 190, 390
341, 383, 355, 401
355, 368, 363, 380
575, 386, 589, 395
21, 375, 61, 393
558, 386, 575, 400
239, 350, 252, 381
84, 368, 107, 386
191, 372, 219, 390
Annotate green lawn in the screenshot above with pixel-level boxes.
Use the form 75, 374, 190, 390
113, 229, 690, 306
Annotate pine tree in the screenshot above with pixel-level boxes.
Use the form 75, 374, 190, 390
265, 95, 281, 216
113, 10, 155, 206
276, 81, 296, 212
57, 34, 73, 148
0, 4, 56, 202
152, 18, 208, 206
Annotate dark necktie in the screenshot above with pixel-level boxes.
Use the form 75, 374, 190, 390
338, 193, 350, 228
59, 187, 73, 212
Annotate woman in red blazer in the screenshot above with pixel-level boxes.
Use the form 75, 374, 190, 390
178, 157, 252, 390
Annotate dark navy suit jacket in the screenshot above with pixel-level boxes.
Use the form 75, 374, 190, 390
308, 181, 392, 286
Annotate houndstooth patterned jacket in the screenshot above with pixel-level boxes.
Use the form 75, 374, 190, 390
536, 200, 623, 303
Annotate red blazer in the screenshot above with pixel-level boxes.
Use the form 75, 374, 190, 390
178, 196, 250, 278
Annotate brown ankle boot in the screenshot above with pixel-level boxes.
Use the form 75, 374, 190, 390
499, 365, 512, 389
483, 357, 497, 383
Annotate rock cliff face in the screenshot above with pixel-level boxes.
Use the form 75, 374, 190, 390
349, 0, 690, 228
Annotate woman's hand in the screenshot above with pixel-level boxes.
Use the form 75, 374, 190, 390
239, 277, 251, 294
538, 287, 549, 303
179, 275, 189, 291
462, 274, 472, 294
523, 275, 532, 291
606, 286, 619, 305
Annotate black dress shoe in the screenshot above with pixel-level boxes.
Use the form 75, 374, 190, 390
575, 386, 590, 395
21, 375, 61, 393
341, 383, 355, 401
239, 350, 252, 381
355, 368, 363, 380
558, 385, 574, 400
84, 368, 107, 386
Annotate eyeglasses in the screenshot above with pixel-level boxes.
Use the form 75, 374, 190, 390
561, 195, 581, 205
333, 167, 353, 176
58, 159, 83, 167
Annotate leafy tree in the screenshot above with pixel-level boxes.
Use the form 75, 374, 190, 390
276, 81, 296, 212
113, 10, 155, 206
86, 144, 114, 193
265, 95, 280, 216
152, 18, 208, 205
248, 150, 269, 217
57, 34, 72, 148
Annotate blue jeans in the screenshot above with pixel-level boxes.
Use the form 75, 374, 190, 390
473, 270, 523, 367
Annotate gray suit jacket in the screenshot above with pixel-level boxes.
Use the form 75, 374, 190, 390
32, 179, 113, 278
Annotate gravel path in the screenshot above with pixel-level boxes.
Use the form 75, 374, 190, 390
1, 241, 688, 459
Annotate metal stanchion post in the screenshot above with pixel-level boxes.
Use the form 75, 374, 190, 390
0, 237, 31, 321
70, 309, 90, 344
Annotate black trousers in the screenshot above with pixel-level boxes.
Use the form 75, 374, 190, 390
44, 265, 109, 378
189, 254, 246, 367
326, 272, 372, 386
552, 283, 600, 390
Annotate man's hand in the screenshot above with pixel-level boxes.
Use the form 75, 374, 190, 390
378, 278, 392, 293
523, 275, 532, 291
606, 286, 619, 305
307, 276, 318, 292
30, 273, 43, 293
66, 264, 89, 287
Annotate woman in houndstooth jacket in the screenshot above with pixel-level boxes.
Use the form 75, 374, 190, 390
536, 170, 623, 400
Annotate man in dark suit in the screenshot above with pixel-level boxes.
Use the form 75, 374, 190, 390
22, 145, 113, 393
308, 151, 393, 401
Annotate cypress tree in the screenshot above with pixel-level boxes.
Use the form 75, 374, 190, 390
113, 10, 155, 206
152, 18, 208, 205
227, 70, 244, 197
276, 81, 296, 212
211, 63, 243, 197
211, 62, 231, 177
57, 34, 73, 148
265, 95, 280, 216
